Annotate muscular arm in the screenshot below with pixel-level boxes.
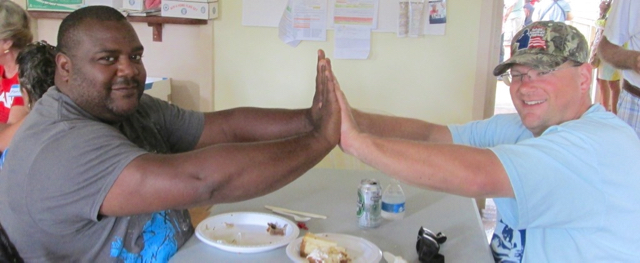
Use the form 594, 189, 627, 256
103, 131, 334, 216
193, 107, 313, 148
194, 51, 330, 148
598, 37, 640, 74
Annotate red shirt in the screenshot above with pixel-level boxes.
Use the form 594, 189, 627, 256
0, 65, 24, 123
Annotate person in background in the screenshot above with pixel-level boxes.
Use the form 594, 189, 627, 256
598, 0, 640, 137
589, 0, 621, 113
532, 0, 572, 22
501, 0, 525, 63
0, 6, 340, 261
0, 40, 56, 170
523, 0, 535, 26
335, 21, 640, 262
0, 0, 31, 151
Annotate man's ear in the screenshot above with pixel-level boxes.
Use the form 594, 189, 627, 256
56, 52, 71, 84
578, 63, 593, 93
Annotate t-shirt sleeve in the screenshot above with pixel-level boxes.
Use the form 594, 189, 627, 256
603, 0, 640, 46
448, 114, 529, 147
490, 126, 605, 229
27, 121, 147, 234
140, 95, 204, 153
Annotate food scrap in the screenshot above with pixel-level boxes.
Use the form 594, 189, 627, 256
297, 222, 308, 230
224, 222, 234, 228
266, 222, 287, 236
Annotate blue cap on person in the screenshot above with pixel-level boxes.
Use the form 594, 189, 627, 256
493, 21, 589, 76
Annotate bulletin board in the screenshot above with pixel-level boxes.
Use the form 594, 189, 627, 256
242, 0, 446, 35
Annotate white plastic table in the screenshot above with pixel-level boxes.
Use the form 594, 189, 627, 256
171, 168, 493, 263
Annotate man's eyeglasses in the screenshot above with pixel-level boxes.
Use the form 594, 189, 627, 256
500, 62, 581, 86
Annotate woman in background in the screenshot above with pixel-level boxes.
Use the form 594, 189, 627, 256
0, 0, 32, 151
0, 41, 56, 169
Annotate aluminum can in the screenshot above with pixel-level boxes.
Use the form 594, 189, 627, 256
357, 178, 382, 228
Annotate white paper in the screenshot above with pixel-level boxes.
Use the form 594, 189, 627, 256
425, 0, 446, 35
334, 25, 371, 60
244, 0, 445, 35
291, 0, 328, 41
279, 0, 302, 47
333, 0, 379, 29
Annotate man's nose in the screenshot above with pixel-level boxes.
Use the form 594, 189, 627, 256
517, 78, 537, 93
117, 57, 139, 77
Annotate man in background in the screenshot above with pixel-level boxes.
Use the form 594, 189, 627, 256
532, 0, 572, 22
0, 6, 340, 261
597, 0, 640, 137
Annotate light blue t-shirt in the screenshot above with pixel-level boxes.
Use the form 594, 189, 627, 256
449, 105, 640, 262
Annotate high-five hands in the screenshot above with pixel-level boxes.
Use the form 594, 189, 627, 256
310, 49, 341, 148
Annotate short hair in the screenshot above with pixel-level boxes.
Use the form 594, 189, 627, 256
16, 41, 57, 107
57, 6, 127, 56
0, 0, 33, 51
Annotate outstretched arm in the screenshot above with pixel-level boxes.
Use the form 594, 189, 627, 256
101, 50, 341, 216
336, 79, 512, 199
193, 50, 330, 148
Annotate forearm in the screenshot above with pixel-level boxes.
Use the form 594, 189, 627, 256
105, 131, 334, 216
349, 134, 513, 198
190, 133, 332, 204
598, 37, 640, 71
197, 107, 312, 147
352, 109, 452, 143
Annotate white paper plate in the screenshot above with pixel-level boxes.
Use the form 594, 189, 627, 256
195, 212, 300, 253
285, 233, 382, 263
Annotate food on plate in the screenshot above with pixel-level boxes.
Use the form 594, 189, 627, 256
266, 222, 287, 236
299, 232, 351, 263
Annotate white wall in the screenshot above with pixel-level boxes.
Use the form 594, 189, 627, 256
212, 1, 499, 169
18, 0, 501, 170
213, 1, 492, 124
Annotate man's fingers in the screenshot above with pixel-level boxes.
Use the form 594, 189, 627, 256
318, 49, 326, 61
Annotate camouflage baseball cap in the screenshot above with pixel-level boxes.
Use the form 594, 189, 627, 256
493, 21, 588, 76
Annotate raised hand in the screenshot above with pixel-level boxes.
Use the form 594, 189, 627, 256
310, 51, 341, 148
333, 74, 361, 156
310, 49, 327, 126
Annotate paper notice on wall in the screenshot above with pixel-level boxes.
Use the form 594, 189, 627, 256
333, 0, 379, 29
425, 0, 446, 35
278, 0, 328, 46
279, 1, 302, 47
334, 25, 371, 60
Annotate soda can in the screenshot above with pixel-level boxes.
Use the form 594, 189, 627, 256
357, 178, 382, 228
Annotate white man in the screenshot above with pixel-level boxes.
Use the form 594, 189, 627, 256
335, 21, 640, 262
